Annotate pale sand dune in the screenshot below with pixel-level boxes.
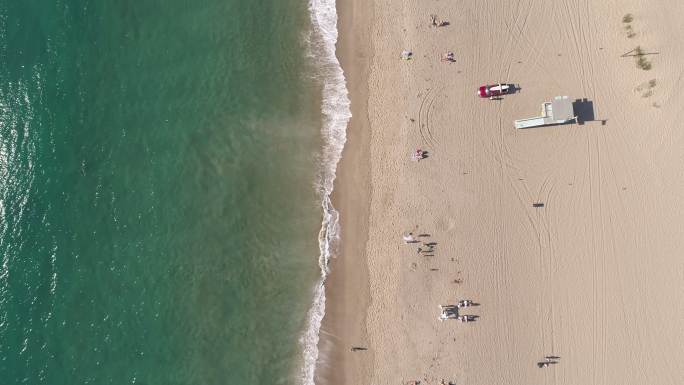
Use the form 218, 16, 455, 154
324, 0, 684, 385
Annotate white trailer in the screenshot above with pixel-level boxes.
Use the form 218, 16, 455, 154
514, 96, 576, 129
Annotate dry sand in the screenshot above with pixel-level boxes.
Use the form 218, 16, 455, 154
320, 1, 684, 385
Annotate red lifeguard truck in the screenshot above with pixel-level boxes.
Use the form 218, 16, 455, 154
478, 83, 511, 98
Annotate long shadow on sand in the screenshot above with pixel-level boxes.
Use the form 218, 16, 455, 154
573, 98, 607, 125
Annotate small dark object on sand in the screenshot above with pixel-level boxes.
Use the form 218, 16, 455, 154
532, 203, 544, 208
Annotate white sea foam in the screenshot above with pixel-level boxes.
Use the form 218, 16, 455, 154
300, 0, 351, 384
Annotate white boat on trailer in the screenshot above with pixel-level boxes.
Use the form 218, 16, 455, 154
514, 96, 576, 129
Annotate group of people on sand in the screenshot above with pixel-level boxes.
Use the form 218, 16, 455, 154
403, 232, 436, 255
395, 11, 564, 385
402, 229, 466, 384
398, 14, 485, 385
439, 299, 478, 322
404, 16, 458, 163
537, 355, 561, 368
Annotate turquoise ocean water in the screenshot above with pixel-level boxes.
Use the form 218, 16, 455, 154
0, 0, 349, 384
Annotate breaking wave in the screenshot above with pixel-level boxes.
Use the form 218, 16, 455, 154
299, 0, 351, 384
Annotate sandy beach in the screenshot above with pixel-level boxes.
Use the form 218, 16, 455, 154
320, 1, 684, 385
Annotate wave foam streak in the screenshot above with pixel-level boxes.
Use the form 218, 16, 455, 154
300, 0, 351, 384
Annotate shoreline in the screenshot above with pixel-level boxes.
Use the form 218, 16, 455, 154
314, 0, 374, 384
